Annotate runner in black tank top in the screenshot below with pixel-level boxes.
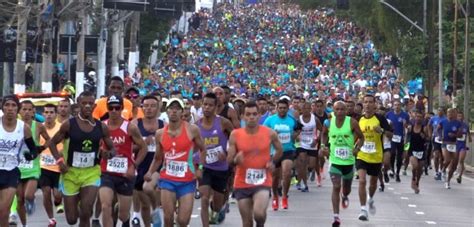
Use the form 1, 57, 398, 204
408, 111, 427, 194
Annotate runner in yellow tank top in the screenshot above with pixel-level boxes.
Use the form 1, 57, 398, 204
356, 95, 392, 221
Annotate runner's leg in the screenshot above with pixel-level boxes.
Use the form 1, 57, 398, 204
176, 193, 194, 227
237, 198, 253, 227
161, 189, 177, 227
458, 149, 466, 179
99, 187, 114, 227
297, 152, 309, 189
0, 188, 17, 227
281, 159, 293, 198
16, 182, 27, 225
137, 191, 152, 226
199, 185, 212, 227
41, 185, 54, 220
63, 195, 80, 225
358, 169, 368, 207
252, 190, 270, 227
330, 174, 342, 216
79, 186, 99, 227
117, 194, 132, 224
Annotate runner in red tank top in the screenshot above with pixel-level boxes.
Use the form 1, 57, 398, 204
227, 101, 283, 227
98, 95, 147, 227
145, 98, 205, 227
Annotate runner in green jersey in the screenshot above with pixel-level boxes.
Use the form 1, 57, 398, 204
321, 101, 364, 227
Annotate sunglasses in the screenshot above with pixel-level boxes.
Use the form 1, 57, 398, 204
107, 106, 122, 111
127, 94, 140, 99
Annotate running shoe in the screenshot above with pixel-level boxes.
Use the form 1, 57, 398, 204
341, 195, 349, 209
217, 206, 226, 224
378, 184, 384, 192
282, 197, 288, 209
92, 219, 101, 227
388, 170, 394, 178
272, 197, 279, 211
434, 172, 442, 181
332, 217, 341, 227
358, 209, 369, 221
195, 190, 201, 199
9, 213, 18, 225
131, 217, 141, 227
290, 177, 298, 185
152, 208, 162, 227
445, 182, 451, 189
48, 219, 57, 227
56, 204, 64, 214
368, 198, 376, 215
383, 173, 389, 183
296, 182, 302, 190
457, 176, 462, 184
301, 186, 309, 192
310, 171, 315, 182
395, 175, 401, 182
26, 199, 36, 215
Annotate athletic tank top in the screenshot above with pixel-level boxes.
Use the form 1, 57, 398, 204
40, 122, 62, 172
299, 114, 317, 150
329, 116, 355, 165
160, 122, 195, 182
100, 120, 134, 176
358, 114, 385, 163
233, 126, 272, 189
219, 105, 230, 121
66, 118, 103, 168
0, 118, 25, 171
409, 125, 426, 152
137, 118, 164, 172
197, 116, 228, 171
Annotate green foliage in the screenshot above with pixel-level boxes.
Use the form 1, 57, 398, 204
138, 12, 171, 62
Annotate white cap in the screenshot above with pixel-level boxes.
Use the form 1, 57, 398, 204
166, 98, 184, 109
279, 95, 291, 101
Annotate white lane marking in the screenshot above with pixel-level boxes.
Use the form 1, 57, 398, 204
415, 211, 425, 215
400, 196, 409, 200
408, 204, 417, 208
426, 221, 437, 225
388, 187, 394, 190
191, 214, 199, 218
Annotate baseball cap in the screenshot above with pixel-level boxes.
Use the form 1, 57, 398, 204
166, 98, 185, 109
192, 92, 202, 99
107, 95, 123, 106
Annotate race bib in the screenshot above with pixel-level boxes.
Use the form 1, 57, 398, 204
165, 160, 187, 178
206, 146, 223, 164
19, 158, 33, 169
0, 153, 17, 170
434, 136, 442, 144
301, 132, 314, 145
278, 133, 291, 143
361, 141, 376, 154
446, 144, 456, 153
41, 154, 56, 166
106, 157, 128, 173
457, 135, 466, 142
72, 152, 95, 168
412, 151, 424, 159
334, 147, 350, 159
392, 135, 402, 143
245, 168, 266, 185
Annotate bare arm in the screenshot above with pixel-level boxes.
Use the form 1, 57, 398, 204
221, 118, 234, 138
226, 132, 237, 165
129, 124, 147, 167
270, 130, 283, 162
147, 129, 164, 175
100, 122, 116, 159
228, 108, 241, 129
48, 121, 70, 160
351, 118, 365, 155
190, 124, 206, 165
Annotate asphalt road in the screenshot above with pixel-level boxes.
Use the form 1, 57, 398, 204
14, 168, 474, 227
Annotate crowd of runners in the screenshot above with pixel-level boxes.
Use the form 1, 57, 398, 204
0, 3, 471, 227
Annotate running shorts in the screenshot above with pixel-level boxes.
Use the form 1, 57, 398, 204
60, 165, 101, 196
